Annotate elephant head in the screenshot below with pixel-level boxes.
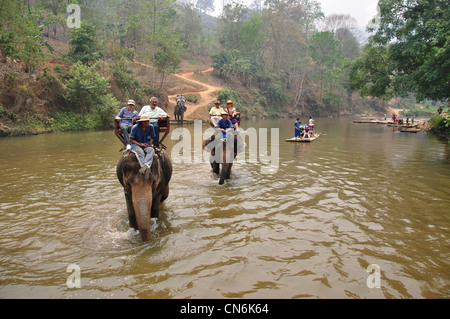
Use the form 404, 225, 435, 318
117, 151, 172, 241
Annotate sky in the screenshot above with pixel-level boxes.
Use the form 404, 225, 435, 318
318, 0, 379, 27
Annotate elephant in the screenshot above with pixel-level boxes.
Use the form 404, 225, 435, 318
116, 151, 172, 241
174, 101, 186, 124
203, 131, 244, 185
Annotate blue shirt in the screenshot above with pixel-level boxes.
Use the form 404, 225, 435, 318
129, 123, 156, 149
294, 121, 302, 130
217, 118, 232, 130
116, 107, 138, 125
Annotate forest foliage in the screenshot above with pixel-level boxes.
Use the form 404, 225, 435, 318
0, 0, 448, 135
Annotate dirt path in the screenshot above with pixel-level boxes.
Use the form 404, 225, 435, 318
135, 62, 222, 121
168, 67, 223, 120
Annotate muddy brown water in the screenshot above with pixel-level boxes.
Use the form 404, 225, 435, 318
0, 118, 449, 298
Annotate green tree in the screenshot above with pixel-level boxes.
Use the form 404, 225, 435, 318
1, 0, 43, 71
310, 31, 344, 107
217, 2, 249, 50
351, 0, 450, 103
154, 31, 184, 89
36, 0, 66, 38
237, 14, 267, 56
63, 62, 110, 118
174, 3, 203, 53
0, 0, 20, 63
67, 21, 103, 65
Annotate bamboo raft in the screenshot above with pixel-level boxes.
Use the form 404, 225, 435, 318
353, 119, 394, 124
400, 127, 422, 133
286, 133, 321, 143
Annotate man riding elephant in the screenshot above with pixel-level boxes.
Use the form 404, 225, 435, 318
129, 115, 157, 179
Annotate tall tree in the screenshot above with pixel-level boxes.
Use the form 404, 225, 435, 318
216, 2, 249, 50
67, 21, 103, 66
310, 31, 344, 107
196, 0, 215, 14
351, 0, 450, 103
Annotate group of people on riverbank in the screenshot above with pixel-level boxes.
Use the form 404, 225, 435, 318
391, 113, 415, 125
115, 97, 168, 176
294, 117, 315, 139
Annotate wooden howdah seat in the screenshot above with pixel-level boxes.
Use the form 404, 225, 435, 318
209, 112, 241, 128
114, 117, 170, 150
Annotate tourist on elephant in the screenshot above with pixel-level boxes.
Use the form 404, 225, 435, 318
210, 100, 224, 128
115, 99, 138, 146
176, 93, 186, 108
225, 100, 239, 131
217, 112, 233, 141
129, 115, 157, 177
138, 97, 167, 150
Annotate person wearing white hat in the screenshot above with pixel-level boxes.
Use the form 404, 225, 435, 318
116, 99, 138, 146
129, 115, 157, 176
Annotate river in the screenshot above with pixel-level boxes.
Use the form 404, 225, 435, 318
0, 118, 449, 299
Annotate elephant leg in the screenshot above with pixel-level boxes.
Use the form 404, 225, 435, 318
219, 163, 228, 185
226, 163, 233, 180
212, 162, 220, 175
151, 194, 161, 218
125, 192, 138, 230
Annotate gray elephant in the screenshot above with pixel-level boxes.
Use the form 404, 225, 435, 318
116, 151, 172, 241
203, 131, 244, 185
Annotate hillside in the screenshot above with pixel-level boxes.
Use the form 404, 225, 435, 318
0, 38, 440, 137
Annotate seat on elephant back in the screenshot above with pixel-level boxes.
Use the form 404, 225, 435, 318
113, 116, 171, 151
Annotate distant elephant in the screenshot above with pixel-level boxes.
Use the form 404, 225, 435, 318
204, 132, 244, 185
174, 101, 186, 124
116, 151, 172, 241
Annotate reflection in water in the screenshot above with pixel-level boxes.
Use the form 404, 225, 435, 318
0, 119, 449, 298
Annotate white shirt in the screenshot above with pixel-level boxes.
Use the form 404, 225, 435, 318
309, 118, 314, 126
139, 105, 167, 122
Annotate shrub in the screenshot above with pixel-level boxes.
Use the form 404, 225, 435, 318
430, 115, 445, 129
63, 62, 110, 116
96, 93, 121, 128
217, 88, 241, 106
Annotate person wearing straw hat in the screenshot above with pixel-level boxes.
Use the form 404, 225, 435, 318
138, 97, 168, 150
225, 100, 239, 131
116, 99, 138, 146
129, 115, 157, 176
209, 100, 224, 128
216, 111, 233, 141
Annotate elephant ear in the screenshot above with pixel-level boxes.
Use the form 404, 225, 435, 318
157, 152, 172, 183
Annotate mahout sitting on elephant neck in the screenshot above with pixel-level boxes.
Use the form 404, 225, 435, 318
117, 151, 172, 241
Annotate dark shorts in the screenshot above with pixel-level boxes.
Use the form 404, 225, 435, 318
230, 118, 238, 124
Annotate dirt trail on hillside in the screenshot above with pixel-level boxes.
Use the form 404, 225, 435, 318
169, 67, 223, 120
135, 62, 222, 120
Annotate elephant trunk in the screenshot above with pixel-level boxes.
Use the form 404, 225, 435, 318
131, 182, 153, 241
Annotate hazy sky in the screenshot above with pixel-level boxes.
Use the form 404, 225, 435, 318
318, 0, 379, 27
